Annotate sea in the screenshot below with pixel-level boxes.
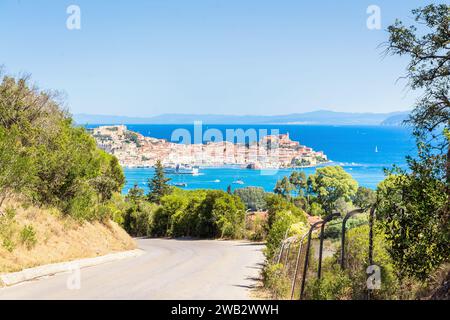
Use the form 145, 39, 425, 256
85, 124, 416, 193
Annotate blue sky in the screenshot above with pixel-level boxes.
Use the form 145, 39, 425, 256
0, 0, 442, 116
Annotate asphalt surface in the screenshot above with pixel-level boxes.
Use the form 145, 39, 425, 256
0, 239, 265, 300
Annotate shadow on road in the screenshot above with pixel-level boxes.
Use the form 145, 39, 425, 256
233, 242, 266, 247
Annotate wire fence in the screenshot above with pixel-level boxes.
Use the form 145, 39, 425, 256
272, 207, 377, 300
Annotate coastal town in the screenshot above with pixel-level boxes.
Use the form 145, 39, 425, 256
89, 125, 328, 169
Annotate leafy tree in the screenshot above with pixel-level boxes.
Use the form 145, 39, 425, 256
265, 193, 307, 229
334, 197, 353, 215
309, 202, 325, 217
90, 176, 117, 204
212, 193, 245, 238
274, 176, 294, 198
234, 187, 267, 211
289, 171, 308, 196
386, 3, 449, 205
307, 166, 358, 213
379, 4, 450, 280
152, 189, 245, 239
377, 154, 448, 280
386, 4, 449, 133
265, 209, 306, 261
126, 183, 145, 203
196, 190, 225, 237
123, 184, 158, 236
147, 160, 172, 204
0, 126, 35, 211
353, 186, 377, 209
0, 73, 125, 219
159, 190, 192, 237
104, 156, 125, 193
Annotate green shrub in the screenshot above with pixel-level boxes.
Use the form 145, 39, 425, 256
265, 210, 306, 261
155, 189, 245, 239
0, 74, 125, 221
212, 193, 245, 238
124, 201, 158, 237
66, 183, 98, 220
307, 166, 358, 213
323, 214, 368, 239
377, 173, 448, 281
149, 207, 170, 237
265, 194, 307, 229
234, 187, 267, 211
160, 190, 192, 237
309, 202, 324, 217
246, 214, 267, 241
352, 186, 376, 209
105, 193, 129, 226
2, 238, 16, 252
20, 225, 37, 250
341, 225, 401, 299
263, 263, 291, 299
0, 207, 17, 252
305, 265, 353, 300
133, 202, 158, 237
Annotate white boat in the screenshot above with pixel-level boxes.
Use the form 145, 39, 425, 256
214, 179, 221, 183
232, 179, 245, 185
173, 182, 188, 187
165, 164, 199, 175
375, 146, 379, 153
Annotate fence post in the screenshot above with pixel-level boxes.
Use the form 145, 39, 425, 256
299, 223, 316, 300
276, 226, 291, 264
317, 223, 325, 279
299, 212, 340, 300
317, 212, 341, 279
367, 205, 377, 300
290, 233, 308, 300
368, 206, 376, 266
340, 208, 365, 270
284, 241, 292, 268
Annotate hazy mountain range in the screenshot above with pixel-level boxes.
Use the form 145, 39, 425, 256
74, 110, 410, 126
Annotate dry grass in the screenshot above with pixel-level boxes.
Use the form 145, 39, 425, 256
0, 199, 136, 274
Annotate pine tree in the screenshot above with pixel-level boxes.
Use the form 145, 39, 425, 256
148, 160, 171, 204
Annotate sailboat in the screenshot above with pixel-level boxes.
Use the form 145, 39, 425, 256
375, 146, 379, 153
173, 182, 188, 187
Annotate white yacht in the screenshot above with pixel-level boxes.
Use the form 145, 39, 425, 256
165, 164, 200, 175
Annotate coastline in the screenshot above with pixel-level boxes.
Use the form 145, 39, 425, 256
90, 124, 413, 192
121, 161, 333, 170
90, 125, 329, 169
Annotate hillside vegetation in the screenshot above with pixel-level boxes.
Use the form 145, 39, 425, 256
259, 4, 449, 300
0, 73, 125, 219
0, 73, 136, 273
0, 198, 135, 275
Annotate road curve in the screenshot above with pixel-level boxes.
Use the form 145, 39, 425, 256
0, 239, 265, 300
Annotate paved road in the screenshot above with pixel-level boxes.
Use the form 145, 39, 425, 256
0, 239, 265, 300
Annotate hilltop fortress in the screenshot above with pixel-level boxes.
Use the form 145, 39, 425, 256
90, 125, 328, 168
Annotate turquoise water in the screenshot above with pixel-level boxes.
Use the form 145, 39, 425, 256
86, 124, 415, 192
124, 165, 391, 193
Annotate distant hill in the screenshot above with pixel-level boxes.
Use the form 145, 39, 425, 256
74, 110, 411, 126
380, 112, 410, 126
